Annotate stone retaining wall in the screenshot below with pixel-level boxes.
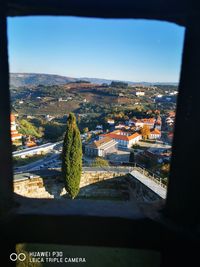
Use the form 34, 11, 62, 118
14, 171, 126, 199
14, 171, 162, 201
126, 174, 162, 201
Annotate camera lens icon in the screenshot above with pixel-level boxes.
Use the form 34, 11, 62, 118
10, 253, 26, 262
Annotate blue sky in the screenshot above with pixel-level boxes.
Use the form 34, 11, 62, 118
8, 16, 185, 82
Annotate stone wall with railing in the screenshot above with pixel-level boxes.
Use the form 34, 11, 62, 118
14, 166, 164, 201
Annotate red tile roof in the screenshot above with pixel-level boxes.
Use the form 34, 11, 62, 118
151, 129, 161, 134
151, 129, 161, 135
168, 111, 176, 117
11, 133, 22, 139
90, 137, 114, 148
10, 114, 16, 122
136, 118, 156, 124
101, 132, 141, 141
168, 132, 174, 138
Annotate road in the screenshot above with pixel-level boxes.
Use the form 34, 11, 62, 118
14, 150, 131, 174
13, 142, 54, 158
14, 142, 63, 173
14, 152, 61, 173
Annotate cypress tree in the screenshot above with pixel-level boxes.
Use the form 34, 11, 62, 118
62, 113, 82, 199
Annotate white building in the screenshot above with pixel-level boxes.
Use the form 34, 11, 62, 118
100, 130, 142, 148
115, 123, 126, 129
107, 119, 115, 125
135, 91, 145, 96
10, 114, 22, 142
96, 125, 103, 130
134, 118, 156, 130
169, 91, 178, 95
149, 129, 161, 140
157, 94, 163, 98
85, 137, 117, 157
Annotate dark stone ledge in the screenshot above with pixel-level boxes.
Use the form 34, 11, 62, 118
6, 0, 196, 26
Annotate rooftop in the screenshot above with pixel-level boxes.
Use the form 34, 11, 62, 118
10, 114, 16, 123
89, 137, 115, 148
151, 129, 161, 135
101, 131, 141, 141
136, 118, 156, 124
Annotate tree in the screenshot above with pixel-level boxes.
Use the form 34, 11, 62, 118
44, 122, 65, 141
110, 81, 128, 88
129, 151, 135, 163
141, 124, 150, 140
92, 157, 109, 167
62, 113, 82, 199
83, 127, 89, 133
161, 163, 170, 177
124, 115, 129, 121
19, 119, 43, 138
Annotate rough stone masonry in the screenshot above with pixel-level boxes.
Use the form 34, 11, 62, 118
14, 171, 161, 202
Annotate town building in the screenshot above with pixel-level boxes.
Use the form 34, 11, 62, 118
25, 136, 37, 148
134, 118, 156, 129
135, 91, 145, 96
166, 117, 174, 126
10, 114, 22, 142
155, 121, 162, 130
85, 137, 117, 157
169, 91, 178, 95
107, 119, 115, 125
100, 130, 142, 148
155, 117, 162, 130
168, 132, 174, 143
155, 95, 177, 103
149, 129, 161, 139
45, 114, 55, 121
168, 111, 176, 118
115, 123, 127, 129
166, 112, 176, 127
58, 97, 68, 102
96, 125, 103, 130
156, 94, 163, 98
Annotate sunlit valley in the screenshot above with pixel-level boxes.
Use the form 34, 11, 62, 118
8, 17, 184, 202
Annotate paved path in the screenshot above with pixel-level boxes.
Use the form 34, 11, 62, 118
130, 170, 167, 199
138, 140, 171, 150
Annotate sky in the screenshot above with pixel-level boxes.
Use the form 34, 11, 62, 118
8, 16, 185, 83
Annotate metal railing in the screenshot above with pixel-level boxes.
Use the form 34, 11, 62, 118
83, 165, 167, 189
133, 162, 167, 189
82, 166, 134, 173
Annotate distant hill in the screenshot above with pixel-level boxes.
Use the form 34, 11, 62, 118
10, 73, 77, 87
10, 73, 178, 87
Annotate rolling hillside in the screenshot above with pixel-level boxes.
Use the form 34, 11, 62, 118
10, 73, 178, 87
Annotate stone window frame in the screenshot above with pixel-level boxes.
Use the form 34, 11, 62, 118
0, 1, 200, 266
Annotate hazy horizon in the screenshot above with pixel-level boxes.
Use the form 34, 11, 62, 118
10, 71, 178, 84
